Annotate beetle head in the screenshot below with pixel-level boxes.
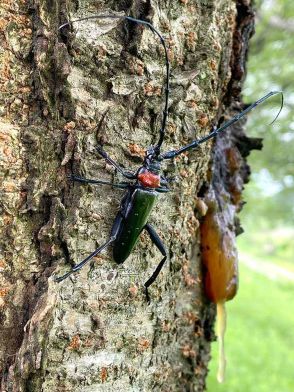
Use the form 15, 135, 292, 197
144, 147, 161, 174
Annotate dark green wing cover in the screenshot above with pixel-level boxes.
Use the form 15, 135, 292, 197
113, 188, 157, 263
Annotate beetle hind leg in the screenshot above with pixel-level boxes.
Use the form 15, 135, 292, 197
55, 214, 124, 283
143, 223, 167, 303
55, 237, 115, 283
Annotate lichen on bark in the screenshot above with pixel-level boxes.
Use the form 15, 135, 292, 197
0, 0, 257, 391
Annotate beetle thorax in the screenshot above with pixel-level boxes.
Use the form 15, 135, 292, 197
138, 168, 160, 188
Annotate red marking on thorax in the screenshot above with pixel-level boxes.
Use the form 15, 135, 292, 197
138, 171, 160, 188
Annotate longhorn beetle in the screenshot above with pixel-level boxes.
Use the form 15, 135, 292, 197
56, 14, 283, 301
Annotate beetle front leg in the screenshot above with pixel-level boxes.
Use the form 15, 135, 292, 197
143, 223, 167, 303
160, 175, 177, 187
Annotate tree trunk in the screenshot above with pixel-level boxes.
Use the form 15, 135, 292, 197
0, 1, 255, 391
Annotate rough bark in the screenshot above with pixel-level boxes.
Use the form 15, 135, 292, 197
0, 0, 255, 391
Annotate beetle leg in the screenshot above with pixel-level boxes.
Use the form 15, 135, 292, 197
97, 146, 136, 179
154, 186, 170, 193
68, 174, 129, 189
143, 223, 167, 303
55, 214, 124, 282
160, 175, 177, 186
54, 238, 115, 282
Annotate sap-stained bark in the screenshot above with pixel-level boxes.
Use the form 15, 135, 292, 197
0, 0, 256, 391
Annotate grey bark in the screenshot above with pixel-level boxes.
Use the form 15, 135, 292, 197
0, 0, 255, 391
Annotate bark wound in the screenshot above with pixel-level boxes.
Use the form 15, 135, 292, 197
228, 0, 255, 99
199, 0, 259, 384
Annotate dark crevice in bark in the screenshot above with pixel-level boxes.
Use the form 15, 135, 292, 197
59, 236, 71, 268
227, 0, 255, 101
136, 0, 153, 20
30, 1, 72, 120
202, 304, 216, 343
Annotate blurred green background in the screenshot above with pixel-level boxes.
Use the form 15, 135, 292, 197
207, 0, 294, 390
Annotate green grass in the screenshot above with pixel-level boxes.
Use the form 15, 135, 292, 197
206, 261, 294, 392
237, 227, 294, 272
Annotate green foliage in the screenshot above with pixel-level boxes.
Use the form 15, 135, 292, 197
242, 0, 294, 226
238, 228, 294, 270
207, 262, 294, 392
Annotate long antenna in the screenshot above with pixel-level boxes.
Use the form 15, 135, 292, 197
59, 14, 170, 154
160, 90, 283, 160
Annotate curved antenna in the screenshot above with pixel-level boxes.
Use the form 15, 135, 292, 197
269, 90, 283, 125
59, 14, 170, 155
159, 90, 283, 160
